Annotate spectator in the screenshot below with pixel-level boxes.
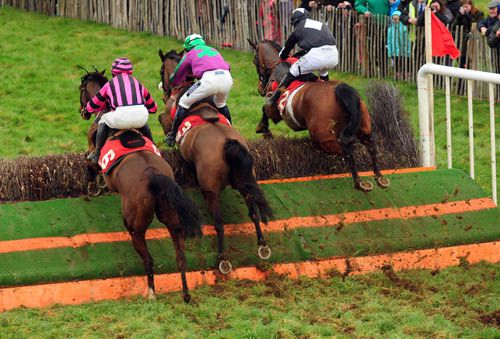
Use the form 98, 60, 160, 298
428, 0, 454, 25
355, 0, 391, 17
453, 0, 484, 68
387, 10, 411, 79
478, 1, 498, 37
259, 0, 281, 42
390, 0, 401, 15
299, 0, 321, 11
446, 0, 462, 17
320, 0, 355, 11
398, 0, 430, 27
487, 6, 500, 73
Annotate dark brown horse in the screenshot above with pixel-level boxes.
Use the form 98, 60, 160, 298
158, 49, 272, 274
248, 40, 390, 192
79, 69, 202, 303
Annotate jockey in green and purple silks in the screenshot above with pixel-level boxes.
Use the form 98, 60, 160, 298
166, 34, 233, 147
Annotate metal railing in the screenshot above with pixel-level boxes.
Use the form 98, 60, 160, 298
418, 63, 500, 204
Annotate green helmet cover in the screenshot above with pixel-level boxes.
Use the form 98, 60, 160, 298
183, 34, 206, 51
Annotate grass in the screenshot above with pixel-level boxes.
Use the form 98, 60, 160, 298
0, 263, 498, 338
1, 6, 498, 197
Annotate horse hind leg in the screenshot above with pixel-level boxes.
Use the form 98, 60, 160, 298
155, 205, 192, 303
359, 133, 390, 188
340, 139, 373, 192
126, 224, 156, 300
204, 191, 232, 274
169, 228, 191, 303
242, 192, 271, 260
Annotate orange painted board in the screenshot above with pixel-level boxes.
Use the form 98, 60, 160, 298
0, 241, 497, 312
0, 197, 494, 254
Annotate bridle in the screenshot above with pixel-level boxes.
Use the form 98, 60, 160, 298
253, 42, 282, 95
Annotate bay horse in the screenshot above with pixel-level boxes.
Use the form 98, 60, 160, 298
158, 49, 272, 274
78, 68, 202, 303
248, 40, 390, 192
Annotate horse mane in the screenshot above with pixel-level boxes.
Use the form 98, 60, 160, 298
164, 49, 183, 62
263, 39, 282, 52
81, 71, 108, 87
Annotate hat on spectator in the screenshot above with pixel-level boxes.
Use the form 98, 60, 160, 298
487, 1, 498, 8
111, 57, 133, 76
290, 8, 310, 26
392, 10, 402, 17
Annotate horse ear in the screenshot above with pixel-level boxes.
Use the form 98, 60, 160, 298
158, 49, 164, 61
247, 39, 257, 50
100, 69, 106, 75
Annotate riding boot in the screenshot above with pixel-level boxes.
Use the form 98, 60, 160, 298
267, 72, 295, 107
87, 123, 109, 165
166, 106, 188, 147
320, 74, 329, 82
218, 105, 232, 124
139, 123, 154, 142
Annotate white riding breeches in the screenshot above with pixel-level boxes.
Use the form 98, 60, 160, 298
289, 45, 339, 77
178, 70, 233, 109
98, 105, 149, 129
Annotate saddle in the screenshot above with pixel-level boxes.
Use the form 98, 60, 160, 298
190, 103, 220, 122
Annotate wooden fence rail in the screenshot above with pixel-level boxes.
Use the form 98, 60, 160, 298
1, 0, 499, 98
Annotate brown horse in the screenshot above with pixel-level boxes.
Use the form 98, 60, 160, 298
79, 69, 202, 303
248, 40, 390, 191
158, 49, 272, 274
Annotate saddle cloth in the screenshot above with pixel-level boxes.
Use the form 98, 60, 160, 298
98, 135, 161, 174
170, 103, 231, 144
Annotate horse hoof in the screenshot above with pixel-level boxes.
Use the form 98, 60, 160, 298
148, 288, 156, 300
87, 181, 102, 197
357, 181, 373, 192
258, 245, 272, 260
218, 260, 233, 275
96, 174, 107, 190
183, 293, 191, 304
376, 176, 390, 188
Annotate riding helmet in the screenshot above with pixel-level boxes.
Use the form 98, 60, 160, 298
111, 57, 133, 76
183, 34, 206, 51
290, 8, 309, 26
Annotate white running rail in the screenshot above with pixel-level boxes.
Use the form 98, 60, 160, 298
418, 63, 500, 205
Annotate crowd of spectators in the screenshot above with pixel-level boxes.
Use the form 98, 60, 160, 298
252, 0, 500, 75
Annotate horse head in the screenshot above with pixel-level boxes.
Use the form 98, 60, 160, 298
248, 40, 282, 96
78, 67, 108, 119
77, 67, 108, 155
158, 49, 184, 97
158, 49, 186, 136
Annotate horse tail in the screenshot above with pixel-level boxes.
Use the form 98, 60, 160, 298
223, 139, 273, 223
335, 83, 362, 143
148, 173, 202, 238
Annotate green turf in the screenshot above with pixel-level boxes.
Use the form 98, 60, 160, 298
0, 263, 498, 338
0, 169, 489, 241
0, 206, 498, 287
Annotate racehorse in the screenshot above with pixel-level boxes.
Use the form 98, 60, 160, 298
79, 68, 202, 303
158, 49, 273, 274
248, 40, 390, 192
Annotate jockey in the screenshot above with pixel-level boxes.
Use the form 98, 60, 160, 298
165, 34, 233, 147
268, 8, 338, 107
84, 57, 157, 164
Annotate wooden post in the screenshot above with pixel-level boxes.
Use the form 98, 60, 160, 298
424, 7, 435, 166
